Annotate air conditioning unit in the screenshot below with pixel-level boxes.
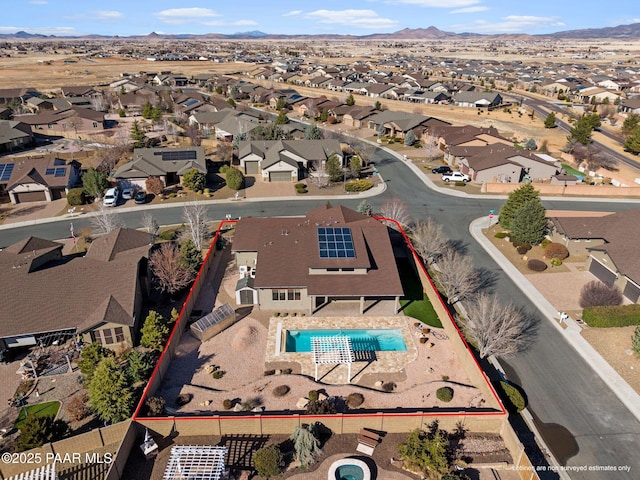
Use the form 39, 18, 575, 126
249, 268, 256, 278
239, 265, 248, 277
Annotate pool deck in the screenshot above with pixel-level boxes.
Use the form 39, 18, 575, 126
266, 316, 418, 385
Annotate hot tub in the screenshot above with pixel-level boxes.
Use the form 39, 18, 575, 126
327, 458, 371, 480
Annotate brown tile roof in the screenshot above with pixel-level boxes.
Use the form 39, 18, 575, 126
232, 205, 404, 297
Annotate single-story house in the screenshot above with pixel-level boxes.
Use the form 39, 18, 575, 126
231, 205, 404, 314
238, 139, 342, 182
3, 157, 80, 203
14, 107, 106, 133
453, 91, 503, 109
367, 111, 450, 139
0, 228, 151, 359
548, 210, 640, 303
0, 120, 34, 153
114, 147, 207, 189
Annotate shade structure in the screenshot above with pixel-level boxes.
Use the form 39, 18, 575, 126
312, 336, 355, 383
162, 445, 228, 480
5, 464, 58, 480
190, 303, 236, 342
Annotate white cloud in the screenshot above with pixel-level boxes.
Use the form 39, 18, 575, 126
305, 9, 398, 29
93, 11, 123, 21
154, 8, 221, 24
452, 15, 565, 33
390, 0, 481, 6
203, 19, 258, 27
283, 10, 303, 17
450, 6, 488, 14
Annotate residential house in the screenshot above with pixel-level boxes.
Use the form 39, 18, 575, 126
188, 110, 234, 137
0, 87, 39, 105
453, 91, 503, 109
342, 106, 379, 128
60, 86, 99, 97
238, 139, 342, 182
14, 107, 106, 133
114, 147, 207, 189
435, 125, 512, 154
367, 111, 450, 139
3, 157, 80, 203
0, 228, 151, 359
548, 210, 640, 303
231, 205, 404, 314
0, 120, 34, 153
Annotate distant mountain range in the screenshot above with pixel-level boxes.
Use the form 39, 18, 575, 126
1, 23, 640, 41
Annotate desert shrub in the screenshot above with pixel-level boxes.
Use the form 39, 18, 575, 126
219, 164, 231, 174
454, 181, 466, 187
66, 187, 86, 206
182, 168, 206, 191
307, 390, 319, 402
527, 259, 547, 272
176, 393, 192, 406
145, 176, 164, 195
294, 183, 307, 194
498, 381, 525, 412
158, 229, 178, 241
346, 392, 364, 408
516, 245, 528, 255
579, 280, 623, 308
545, 242, 569, 260
145, 396, 166, 416
582, 304, 640, 327
273, 385, 290, 397
541, 238, 551, 248
306, 399, 336, 415
212, 370, 225, 379
222, 399, 233, 410
511, 238, 524, 248
632, 327, 640, 356
494, 231, 508, 239
345, 179, 374, 192
382, 382, 396, 392
253, 445, 284, 478
240, 397, 262, 411
550, 258, 563, 267
225, 167, 244, 190
436, 386, 454, 402
66, 392, 91, 421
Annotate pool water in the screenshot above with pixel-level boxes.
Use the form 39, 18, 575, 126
335, 464, 365, 480
285, 328, 407, 352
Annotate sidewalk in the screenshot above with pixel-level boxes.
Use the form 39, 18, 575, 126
469, 216, 640, 423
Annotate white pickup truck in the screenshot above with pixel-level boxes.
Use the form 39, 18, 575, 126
441, 171, 470, 183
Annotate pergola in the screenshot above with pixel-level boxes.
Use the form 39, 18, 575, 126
312, 336, 355, 384
5, 464, 58, 480
162, 445, 228, 480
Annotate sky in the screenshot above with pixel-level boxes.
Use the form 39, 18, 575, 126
3, 0, 639, 37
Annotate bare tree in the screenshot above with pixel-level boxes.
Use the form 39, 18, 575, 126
434, 248, 479, 303
411, 218, 448, 264
379, 197, 411, 230
463, 293, 535, 358
351, 138, 377, 167
91, 94, 107, 112
182, 202, 209, 251
579, 280, 623, 308
421, 132, 441, 162
573, 144, 618, 172
141, 212, 159, 243
91, 203, 124, 235
149, 243, 193, 295
185, 123, 202, 146
308, 159, 330, 188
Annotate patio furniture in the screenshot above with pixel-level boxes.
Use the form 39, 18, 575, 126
356, 428, 381, 455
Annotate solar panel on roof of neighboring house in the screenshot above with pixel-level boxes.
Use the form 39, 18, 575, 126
318, 227, 355, 259
0, 163, 14, 181
183, 99, 198, 107
159, 150, 197, 161
45, 167, 56, 175
54, 167, 66, 177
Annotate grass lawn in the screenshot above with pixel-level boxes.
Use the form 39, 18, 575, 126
561, 163, 583, 177
397, 257, 443, 328
14, 401, 61, 431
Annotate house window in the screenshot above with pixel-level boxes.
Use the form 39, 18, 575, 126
287, 289, 301, 301
114, 327, 125, 343
102, 329, 114, 345
272, 289, 300, 301
93, 122, 98, 128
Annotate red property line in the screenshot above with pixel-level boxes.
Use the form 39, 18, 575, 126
134, 215, 505, 421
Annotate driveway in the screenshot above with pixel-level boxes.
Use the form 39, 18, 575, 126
1, 198, 68, 225
526, 262, 597, 314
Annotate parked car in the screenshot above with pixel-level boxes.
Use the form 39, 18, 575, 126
103, 187, 119, 207
442, 172, 470, 183
134, 190, 147, 204
121, 187, 133, 200
432, 165, 453, 175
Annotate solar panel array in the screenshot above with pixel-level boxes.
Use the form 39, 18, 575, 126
183, 99, 199, 107
155, 150, 197, 162
45, 167, 67, 177
191, 303, 235, 334
318, 227, 356, 258
0, 163, 15, 181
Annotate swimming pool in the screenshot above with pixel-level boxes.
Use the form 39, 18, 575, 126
285, 328, 407, 352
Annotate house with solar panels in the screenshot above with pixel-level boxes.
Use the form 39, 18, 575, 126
231, 204, 404, 314
114, 147, 207, 190
2, 157, 80, 204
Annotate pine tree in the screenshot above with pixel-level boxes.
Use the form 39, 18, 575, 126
141, 100, 153, 119
623, 126, 640, 155
180, 239, 203, 276
18, 415, 69, 451
404, 130, 416, 146
622, 113, 640, 137
78, 342, 114, 384
509, 200, 547, 245
82, 167, 109, 199
325, 154, 343, 182
88, 356, 134, 424
544, 112, 556, 128
290, 424, 322, 467
499, 183, 540, 230
130, 120, 146, 148
140, 310, 169, 351
346, 94, 355, 106
275, 110, 289, 125
304, 124, 323, 140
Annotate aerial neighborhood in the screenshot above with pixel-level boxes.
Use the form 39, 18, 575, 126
1, 22, 640, 480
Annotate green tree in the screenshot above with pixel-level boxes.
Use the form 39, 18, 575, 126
304, 124, 323, 140
253, 445, 284, 478
346, 94, 355, 106
568, 117, 593, 144
182, 168, 206, 191
275, 110, 289, 125
622, 113, 640, 137
82, 167, 109, 199
319, 109, 329, 122
499, 183, 540, 230
215, 85, 223, 95
349, 156, 362, 178
180, 238, 203, 276
290, 424, 322, 468
404, 130, 416, 146
141, 100, 153, 119
509, 200, 547, 245
544, 112, 556, 128
126, 349, 154, 383
275, 97, 287, 110
524, 138, 537, 150
226, 97, 236, 108
88, 356, 135, 424
397, 425, 449, 479
375, 100, 382, 110
140, 310, 170, 351
151, 105, 163, 124
623, 125, 640, 155
326, 153, 343, 182
225, 167, 245, 190
78, 342, 114, 384
18, 415, 70, 451
356, 200, 372, 215
130, 119, 146, 148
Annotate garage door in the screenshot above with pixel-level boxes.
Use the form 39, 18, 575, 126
589, 258, 616, 286
623, 280, 640, 303
269, 171, 291, 182
14, 191, 47, 203
245, 161, 259, 175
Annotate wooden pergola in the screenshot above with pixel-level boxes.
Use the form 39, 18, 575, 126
312, 336, 355, 384
162, 445, 228, 480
